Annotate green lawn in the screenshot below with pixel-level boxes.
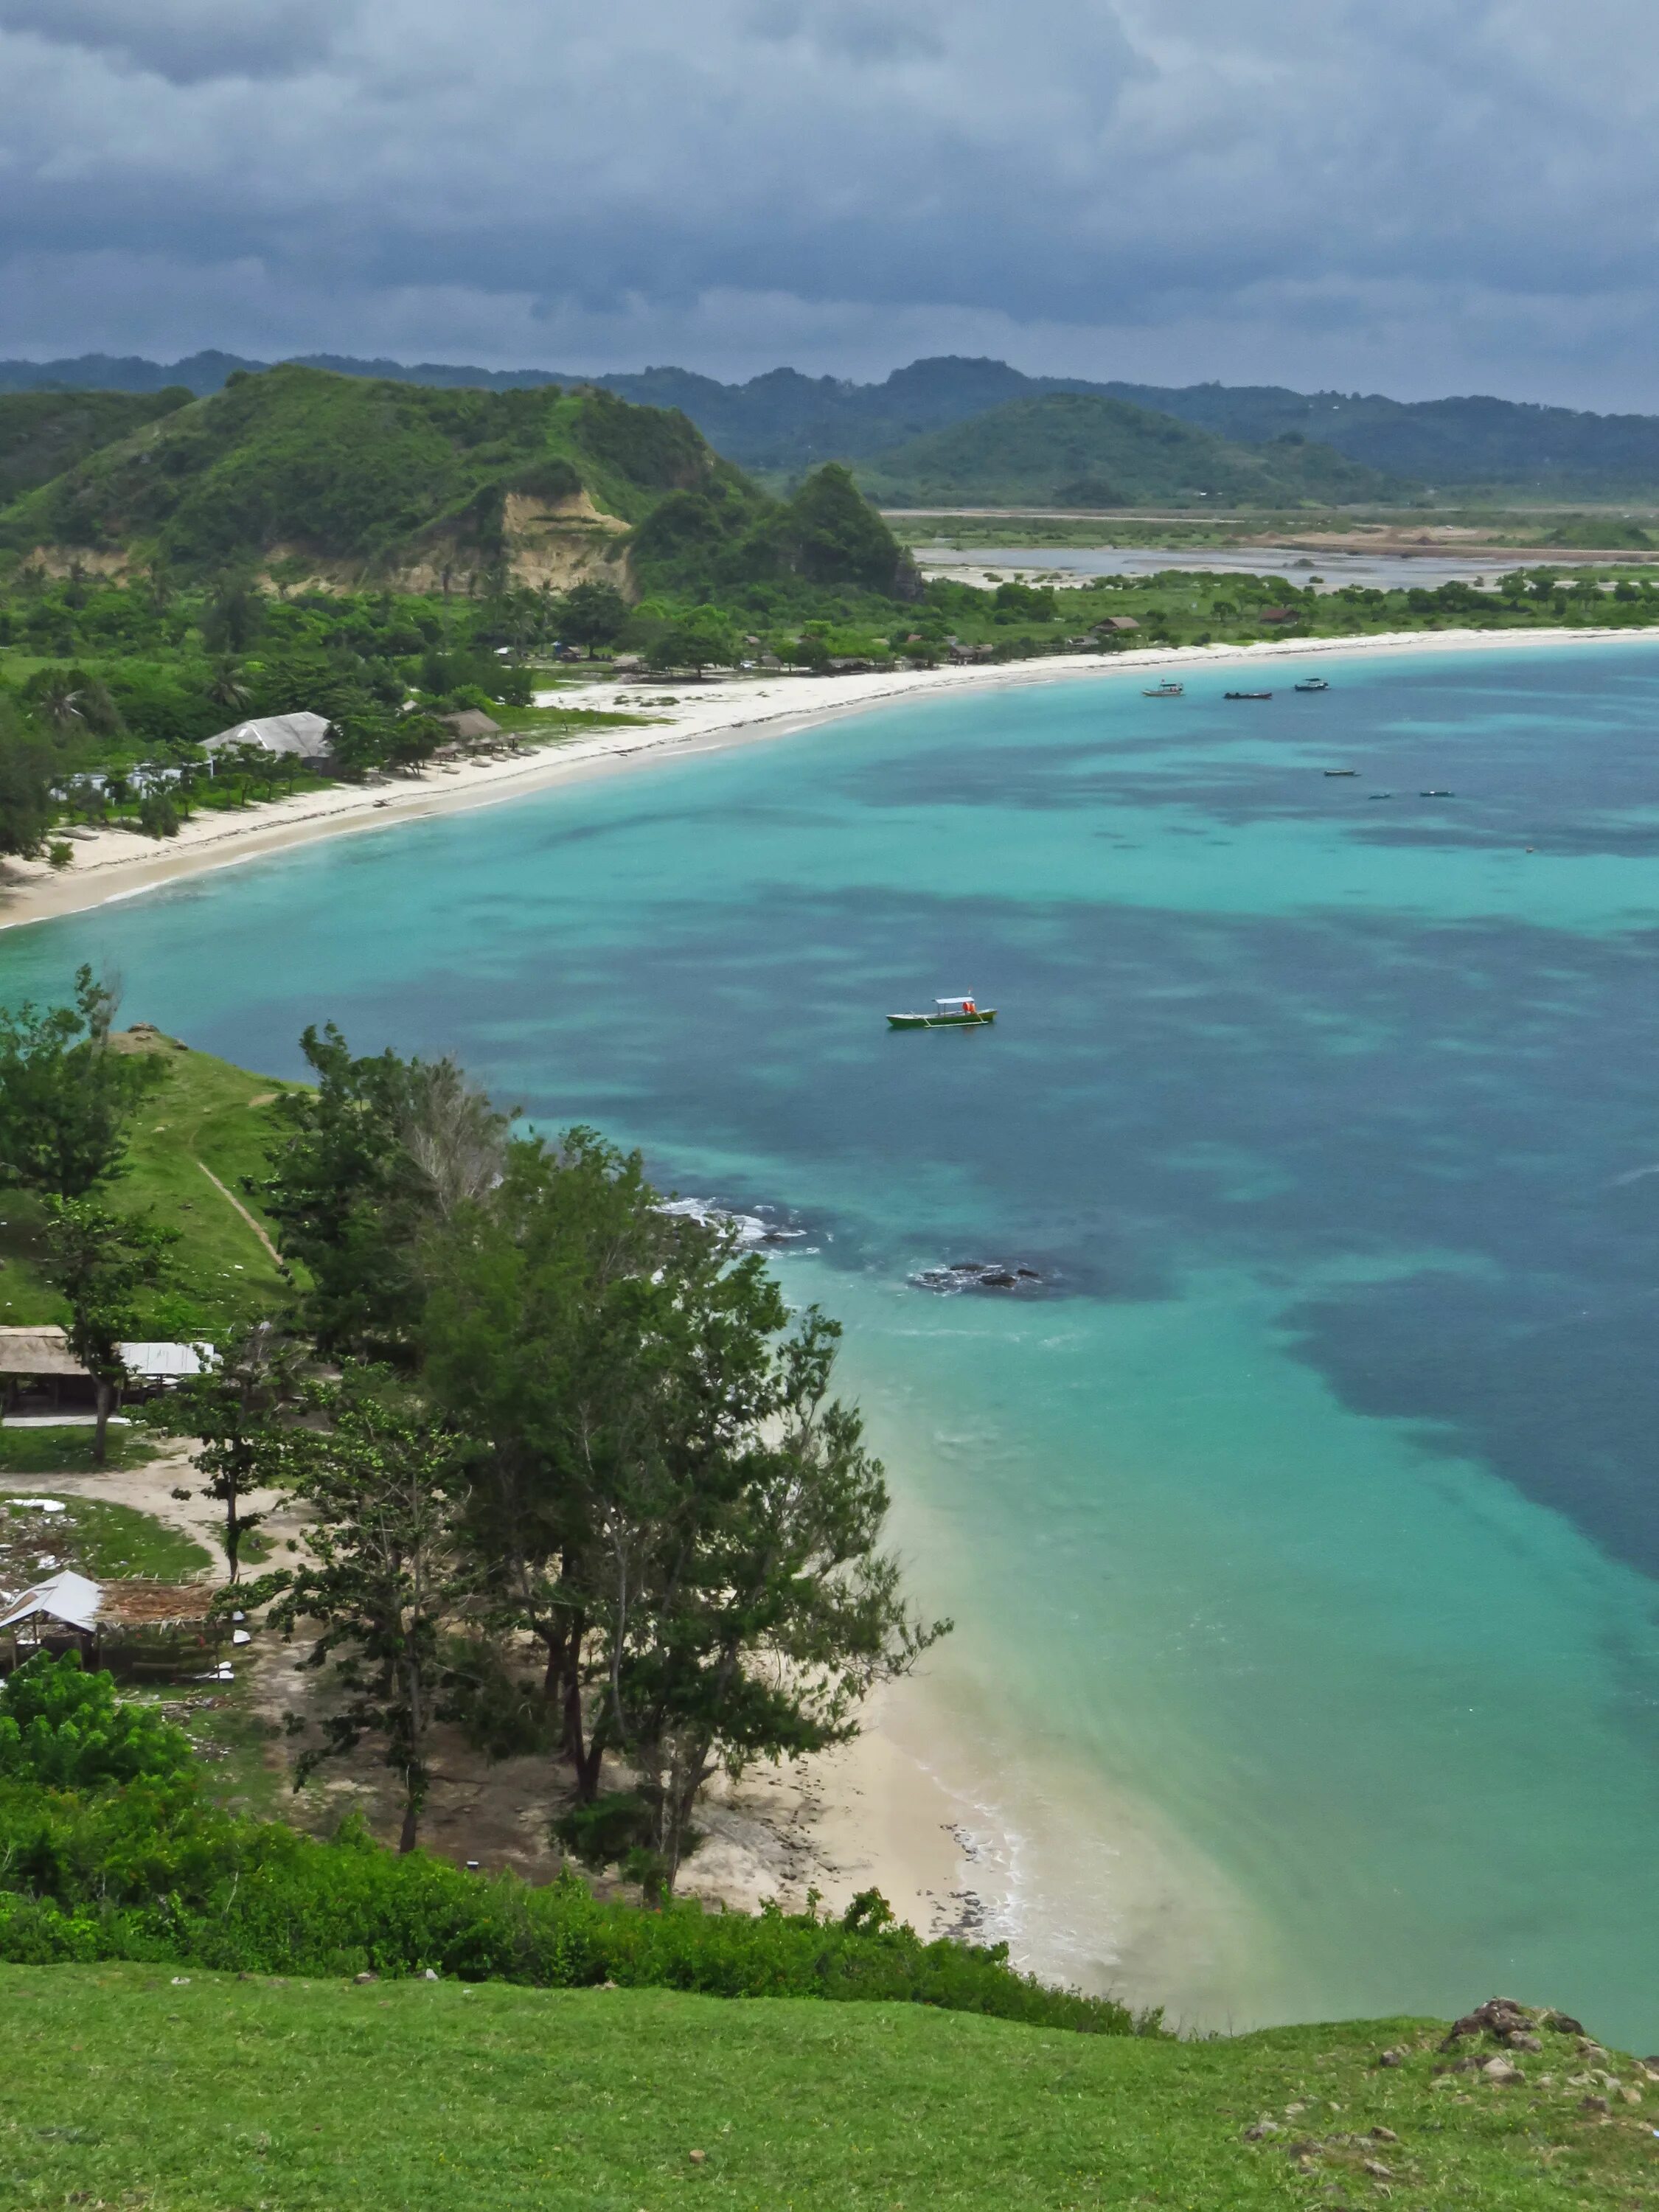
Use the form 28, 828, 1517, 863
0, 1030, 296, 1336
0, 1423, 156, 1475
0, 1488, 211, 1579
0, 1970, 1651, 2210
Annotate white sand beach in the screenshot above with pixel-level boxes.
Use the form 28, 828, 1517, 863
4, 623, 1657, 934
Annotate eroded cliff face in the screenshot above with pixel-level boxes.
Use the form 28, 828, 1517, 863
347, 489, 634, 597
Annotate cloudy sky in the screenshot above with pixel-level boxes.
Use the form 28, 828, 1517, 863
2, 0, 1657, 406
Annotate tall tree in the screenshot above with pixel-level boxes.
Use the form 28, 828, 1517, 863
153, 1320, 301, 1579
38, 1198, 175, 1464
419, 1130, 692, 1801
262, 1392, 470, 1853
0, 967, 165, 1199
557, 580, 629, 651
259, 1025, 510, 1355
420, 1130, 949, 1887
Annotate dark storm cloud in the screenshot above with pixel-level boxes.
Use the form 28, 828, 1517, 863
2, 0, 1658, 401
0, 0, 341, 82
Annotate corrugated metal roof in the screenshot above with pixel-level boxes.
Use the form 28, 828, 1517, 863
120, 1343, 212, 1380
0, 1330, 210, 1382
204, 712, 333, 759
0, 1573, 215, 1633
0, 1569, 102, 1632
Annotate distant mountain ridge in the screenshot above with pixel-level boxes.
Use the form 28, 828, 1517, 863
4, 350, 1659, 491
855, 392, 1401, 509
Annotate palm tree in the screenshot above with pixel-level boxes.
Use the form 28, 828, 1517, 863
207, 656, 251, 712
33, 678, 83, 733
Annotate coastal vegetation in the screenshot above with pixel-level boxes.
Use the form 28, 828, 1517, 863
0, 987, 947, 1908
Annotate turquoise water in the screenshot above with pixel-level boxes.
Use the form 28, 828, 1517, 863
9, 642, 1659, 2042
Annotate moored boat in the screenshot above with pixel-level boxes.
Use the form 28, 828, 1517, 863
1225, 690, 1273, 700
1143, 681, 1184, 698
888, 995, 998, 1030
1294, 677, 1330, 692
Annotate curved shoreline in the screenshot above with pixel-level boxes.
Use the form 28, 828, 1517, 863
3, 622, 1656, 933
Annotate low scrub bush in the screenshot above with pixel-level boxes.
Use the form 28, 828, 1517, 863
0, 1769, 1156, 2034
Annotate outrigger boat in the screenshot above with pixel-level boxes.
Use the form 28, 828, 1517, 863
1294, 677, 1330, 692
1225, 690, 1273, 700
1143, 680, 1184, 698
888, 995, 997, 1031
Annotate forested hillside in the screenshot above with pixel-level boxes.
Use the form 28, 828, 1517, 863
0, 389, 193, 505
0, 367, 911, 597
854, 392, 1402, 508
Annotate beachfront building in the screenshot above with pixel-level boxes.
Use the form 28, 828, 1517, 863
203, 712, 333, 765
0, 1327, 209, 1418
439, 709, 503, 745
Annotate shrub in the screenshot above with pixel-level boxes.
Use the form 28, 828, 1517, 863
0, 1768, 1160, 2034
0, 1654, 195, 1790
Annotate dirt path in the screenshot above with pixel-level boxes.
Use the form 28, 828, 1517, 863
195, 1158, 284, 1267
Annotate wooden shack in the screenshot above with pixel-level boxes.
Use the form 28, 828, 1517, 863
0, 1571, 223, 1676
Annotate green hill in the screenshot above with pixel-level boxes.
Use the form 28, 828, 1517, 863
1, 1966, 1651, 2210
0, 365, 910, 599
0, 366, 751, 588
855, 392, 1406, 509
0, 389, 194, 507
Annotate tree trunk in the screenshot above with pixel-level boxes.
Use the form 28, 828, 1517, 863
91, 1376, 116, 1467
398, 1795, 419, 1854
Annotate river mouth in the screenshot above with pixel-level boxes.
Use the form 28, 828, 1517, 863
7, 637, 1659, 2045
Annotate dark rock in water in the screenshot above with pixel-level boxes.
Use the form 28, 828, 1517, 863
911, 1261, 1043, 1295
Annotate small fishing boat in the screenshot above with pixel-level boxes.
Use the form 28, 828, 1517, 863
1143, 680, 1184, 698
1225, 690, 1273, 700
1323, 768, 1357, 777
1294, 677, 1330, 692
1420, 788, 1454, 798
888, 996, 997, 1031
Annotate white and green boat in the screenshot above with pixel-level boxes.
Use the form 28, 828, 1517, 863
888, 995, 998, 1030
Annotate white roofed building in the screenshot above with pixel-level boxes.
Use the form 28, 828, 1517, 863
204, 712, 333, 764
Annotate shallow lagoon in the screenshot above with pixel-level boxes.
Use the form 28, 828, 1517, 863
10, 641, 1659, 2042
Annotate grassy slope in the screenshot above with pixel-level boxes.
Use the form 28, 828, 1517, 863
0, 1032, 296, 1336
0, 390, 192, 507
0, 366, 752, 574
858, 394, 1402, 509
1, 1969, 1653, 2210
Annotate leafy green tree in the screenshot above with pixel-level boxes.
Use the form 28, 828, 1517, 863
582, 1299, 946, 1891
420, 1127, 948, 1888
557, 580, 630, 651
648, 605, 740, 677
0, 700, 56, 858
201, 575, 266, 654
262, 1392, 471, 1853
259, 1026, 509, 1355
137, 787, 181, 839
0, 967, 165, 1199
418, 1130, 694, 1799
38, 1197, 176, 1463
153, 1320, 301, 1579
0, 1652, 195, 1788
